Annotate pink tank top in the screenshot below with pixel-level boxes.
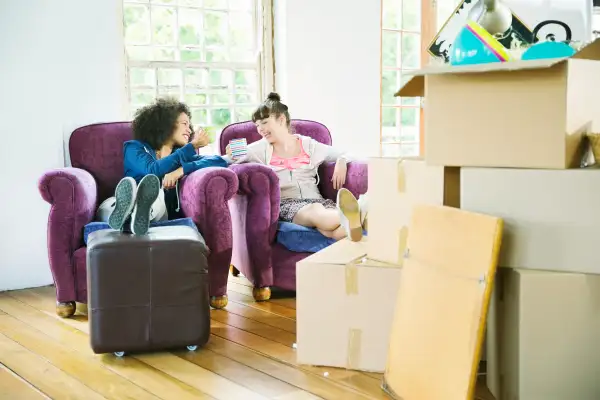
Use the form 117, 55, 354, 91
270, 138, 310, 170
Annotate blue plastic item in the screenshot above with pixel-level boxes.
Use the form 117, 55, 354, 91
521, 41, 575, 60
450, 21, 510, 66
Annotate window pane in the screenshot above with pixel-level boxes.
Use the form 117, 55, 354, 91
208, 69, 232, 88
230, 12, 254, 51
382, 69, 399, 105
400, 107, 417, 127
127, 45, 153, 60
179, 0, 202, 6
229, 0, 253, 10
235, 93, 256, 104
185, 92, 207, 105
152, 7, 177, 45
178, 8, 203, 46
210, 92, 232, 105
204, 0, 227, 9
204, 11, 228, 47
152, 0, 176, 4
382, 31, 400, 67
157, 87, 182, 99
401, 33, 421, 69
382, 0, 402, 30
184, 68, 208, 87
129, 68, 156, 87
205, 48, 228, 62
131, 89, 156, 105
210, 108, 232, 127
235, 107, 255, 122
157, 68, 183, 86
191, 108, 208, 125
180, 48, 202, 61
153, 47, 177, 61
381, 143, 419, 157
124, 4, 151, 45
235, 70, 257, 90
402, 0, 421, 31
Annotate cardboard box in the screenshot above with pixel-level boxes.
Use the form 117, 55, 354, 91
461, 167, 600, 275
486, 268, 600, 400
367, 157, 460, 265
384, 205, 503, 400
296, 238, 402, 372
397, 39, 600, 169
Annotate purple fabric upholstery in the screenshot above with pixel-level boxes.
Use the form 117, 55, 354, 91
38, 122, 238, 304
222, 120, 368, 292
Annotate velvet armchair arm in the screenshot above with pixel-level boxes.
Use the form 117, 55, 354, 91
38, 167, 97, 306
229, 163, 280, 292
319, 160, 369, 201
179, 166, 238, 309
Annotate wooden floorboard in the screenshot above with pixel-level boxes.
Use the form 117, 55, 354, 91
0, 279, 495, 400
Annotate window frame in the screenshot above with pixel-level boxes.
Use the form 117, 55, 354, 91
379, 0, 433, 158
120, 0, 274, 127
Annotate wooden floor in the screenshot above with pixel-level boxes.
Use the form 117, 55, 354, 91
0, 274, 495, 400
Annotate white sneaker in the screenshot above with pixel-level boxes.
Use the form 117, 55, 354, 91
131, 175, 161, 235
337, 188, 363, 242
108, 177, 137, 231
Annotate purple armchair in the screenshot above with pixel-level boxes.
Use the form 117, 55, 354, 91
39, 122, 238, 317
220, 120, 368, 301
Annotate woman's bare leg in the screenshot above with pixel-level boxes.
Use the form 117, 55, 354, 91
318, 226, 347, 241
292, 203, 341, 231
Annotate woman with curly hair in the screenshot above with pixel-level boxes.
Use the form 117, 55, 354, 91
97, 97, 228, 235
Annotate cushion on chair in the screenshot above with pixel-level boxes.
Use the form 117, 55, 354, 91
276, 222, 336, 253
84, 218, 198, 244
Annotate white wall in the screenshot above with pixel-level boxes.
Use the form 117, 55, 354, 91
0, 0, 127, 291
274, 0, 382, 158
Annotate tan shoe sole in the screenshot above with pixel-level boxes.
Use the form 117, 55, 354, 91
337, 188, 363, 242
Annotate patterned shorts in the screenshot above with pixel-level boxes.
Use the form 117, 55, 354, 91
279, 198, 337, 223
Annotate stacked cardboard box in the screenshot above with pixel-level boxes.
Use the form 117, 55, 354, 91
394, 38, 600, 399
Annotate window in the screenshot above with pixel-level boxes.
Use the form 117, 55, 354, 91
380, 0, 422, 158
122, 0, 273, 153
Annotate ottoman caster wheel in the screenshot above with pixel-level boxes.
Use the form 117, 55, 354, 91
252, 287, 271, 302
187, 345, 198, 351
56, 301, 76, 318
114, 351, 125, 357
210, 295, 228, 309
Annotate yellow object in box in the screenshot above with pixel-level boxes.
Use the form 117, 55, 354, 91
367, 157, 459, 265
384, 205, 502, 400
296, 238, 402, 372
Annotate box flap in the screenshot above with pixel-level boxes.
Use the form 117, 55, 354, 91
395, 58, 565, 97
299, 238, 367, 265
572, 37, 600, 61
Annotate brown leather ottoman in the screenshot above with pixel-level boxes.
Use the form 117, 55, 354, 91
87, 226, 210, 356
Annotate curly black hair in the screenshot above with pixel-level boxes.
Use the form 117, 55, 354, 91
132, 97, 193, 150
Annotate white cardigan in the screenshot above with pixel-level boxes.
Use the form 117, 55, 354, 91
227, 135, 349, 200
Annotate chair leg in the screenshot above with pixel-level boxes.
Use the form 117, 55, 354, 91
230, 265, 240, 277
210, 295, 228, 309
56, 301, 76, 318
252, 287, 271, 302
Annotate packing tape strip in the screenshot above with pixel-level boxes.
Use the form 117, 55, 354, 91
346, 328, 362, 369
397, 160, 406, 193
397, 226, 409, 266
344, 255, 366, 295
